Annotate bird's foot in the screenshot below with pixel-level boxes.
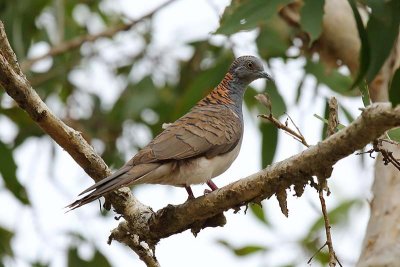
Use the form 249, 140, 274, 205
206, 180, 218, 191
185, 186, 195, 201
204, 180, 219, 195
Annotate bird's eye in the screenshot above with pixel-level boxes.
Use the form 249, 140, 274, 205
247, 62, 254, 69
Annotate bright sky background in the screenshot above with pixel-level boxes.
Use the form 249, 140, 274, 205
0, 0, 374, 266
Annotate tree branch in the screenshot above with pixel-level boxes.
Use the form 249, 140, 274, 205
2, 18, 400, 265
20, 0, 176, 72
110, 102, 400, 247
0, 20, 159, 267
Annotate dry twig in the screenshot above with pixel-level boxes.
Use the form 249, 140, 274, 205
318, 97, 341, 267
255, 94, 310, 147
359, 138, 400, 171
257, 94, 342, 266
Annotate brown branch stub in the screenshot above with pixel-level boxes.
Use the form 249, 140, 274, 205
109, 221, 160, 267
276, 187, 289, 217
20, 0, 176, 72
327, 97, 339, 137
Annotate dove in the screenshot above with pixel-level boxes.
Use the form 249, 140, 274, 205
67, 55, 272, 210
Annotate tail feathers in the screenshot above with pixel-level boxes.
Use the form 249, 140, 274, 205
65, 163, 160, 211
78, 166, 132, 196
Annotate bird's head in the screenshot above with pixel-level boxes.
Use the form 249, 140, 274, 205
229, 56, 272, 85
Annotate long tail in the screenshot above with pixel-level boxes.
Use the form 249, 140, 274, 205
65, 163, 159, 211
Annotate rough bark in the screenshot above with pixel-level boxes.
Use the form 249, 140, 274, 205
356, 26, 400, 267
280, 1, 400, 266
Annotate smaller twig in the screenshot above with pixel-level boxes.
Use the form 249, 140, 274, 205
319, 191, 339, 267
317, 97, 339, 267
285, 112, 310, 147
255, 94, 310, 147
365, 139, 400, 171
258, 114, 310, 147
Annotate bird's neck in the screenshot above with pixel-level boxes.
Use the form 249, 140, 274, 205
197, 73, 246, 117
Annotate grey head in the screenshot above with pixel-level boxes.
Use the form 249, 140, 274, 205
228, 55, 272, 85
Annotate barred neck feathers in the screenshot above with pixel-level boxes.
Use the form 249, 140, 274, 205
198, 73, 245, 109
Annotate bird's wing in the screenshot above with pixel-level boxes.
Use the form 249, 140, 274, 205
130, 105, 242, 165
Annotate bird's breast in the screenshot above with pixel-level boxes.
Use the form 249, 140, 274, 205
167, 137, 243, 186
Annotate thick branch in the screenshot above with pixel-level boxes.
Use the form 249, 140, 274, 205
113, 103, 400, 245
0, 19, 159, 267
20, 0, 175, 71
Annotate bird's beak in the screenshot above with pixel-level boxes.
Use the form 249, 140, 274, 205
259, 71, 273, 82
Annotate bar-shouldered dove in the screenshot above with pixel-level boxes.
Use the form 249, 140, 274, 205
67, 55, 272, 210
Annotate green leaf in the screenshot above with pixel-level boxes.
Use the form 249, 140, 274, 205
339, 104, 355, 124
308, 199, 361, 238
218, 240, 267, 257
233, 245, 266, 256
359, 81, 371, 106
256, 16, 292, 59
313, 114, 345, 130
243, 87, 261, 109
258, 81, 285, 167
295, 74, 306, 104
260, 123, 278, 167
348, 0, 370, 89
0, 227, 14, 258
300, 0, 325, 44
322, 100, 329, 139
267, 81, 286, 117
68, 247, 111, 267
365, 0, 400, 83
0, 140, 29, 205
304, 60, 353, 95
389, 67, 400, 107
216, 0, 291, 35
249, 203, 269, 226
388, 128, 400, 142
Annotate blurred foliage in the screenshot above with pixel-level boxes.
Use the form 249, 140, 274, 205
248, 203, 270, 226
0, 0, 399, 266
68, 247, 111, 267
300, 0, 324, 44
0, 227, 14, 260
218, 240, 267, 256
389, 67, 400, 107
349, 0, 400, 87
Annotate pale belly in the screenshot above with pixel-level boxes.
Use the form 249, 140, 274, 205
136, 138, 242, 186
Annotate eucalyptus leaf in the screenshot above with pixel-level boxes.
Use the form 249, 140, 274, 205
68, 247, 111, 267
348, 0, 370, 89
389, 67, 400, 107
249, 203, 270, 226
216, 0, 291, 35
300, 0, 325, 44
365, 0, 400, 83
0, 140, 29, 205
